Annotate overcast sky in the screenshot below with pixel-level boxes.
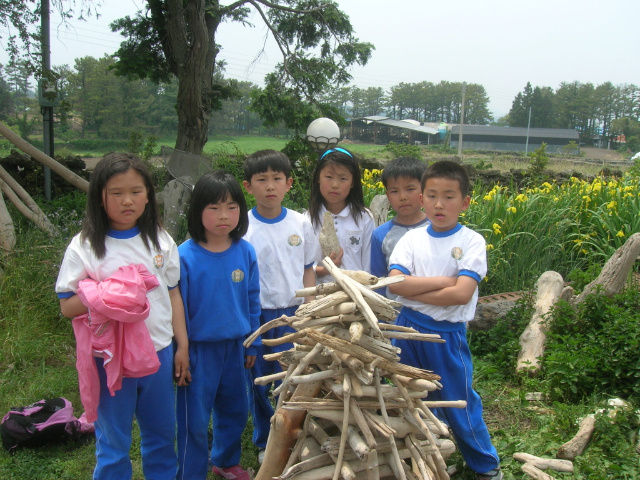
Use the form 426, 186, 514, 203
4, 0, 639, 119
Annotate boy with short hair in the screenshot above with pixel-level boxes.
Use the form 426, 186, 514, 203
387, 160, 502, 480
242, 149, 316, 463
370, 157, 428, 296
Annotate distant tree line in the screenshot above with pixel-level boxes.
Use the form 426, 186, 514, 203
507, 81, 640, 149
322, 81, 493, 125
0, 57, 638, 153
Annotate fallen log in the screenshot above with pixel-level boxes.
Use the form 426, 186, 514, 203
574, 232, 640, 304
517, 271, 564, 374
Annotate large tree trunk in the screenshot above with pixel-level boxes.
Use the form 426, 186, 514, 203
163, 0, 220, 154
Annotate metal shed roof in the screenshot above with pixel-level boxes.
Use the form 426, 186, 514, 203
353, 116, 439, 135
451, 125, 579, 139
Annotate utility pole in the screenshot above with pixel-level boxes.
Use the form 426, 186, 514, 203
525, 106, 532, 156
457, 82, 466, 162
40, 0, 54, 200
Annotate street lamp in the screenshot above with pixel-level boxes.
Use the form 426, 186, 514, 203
306, 118, 340, 153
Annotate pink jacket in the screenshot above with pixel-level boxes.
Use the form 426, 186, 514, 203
73, 264, 161, 422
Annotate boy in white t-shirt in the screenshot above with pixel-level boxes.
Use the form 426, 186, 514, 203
242, 150, 316, 463
388, 160, 502, 480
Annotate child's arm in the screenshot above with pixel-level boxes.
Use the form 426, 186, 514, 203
59, 295, 88, 319
403, 275, 479, 306
169, 288, 190, 386
388, 269, 457, 297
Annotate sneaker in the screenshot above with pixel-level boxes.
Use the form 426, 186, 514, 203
475, 468, 503, 480
258, 448, 266, 464
212, 465, 250, 480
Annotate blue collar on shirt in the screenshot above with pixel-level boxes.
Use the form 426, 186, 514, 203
252, 206, 287, 224
427, 223, 462, 238
107, 226, 140, 239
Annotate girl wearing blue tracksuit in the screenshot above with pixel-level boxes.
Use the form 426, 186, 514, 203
177, 171, 261, 480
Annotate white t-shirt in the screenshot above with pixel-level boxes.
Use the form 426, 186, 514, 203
389, 223, 486, 323
56, 227, 180, 350
306, 204, 375, 283
245, 207, 316, 309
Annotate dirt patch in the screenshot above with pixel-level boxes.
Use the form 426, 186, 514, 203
581, 146, 624, 162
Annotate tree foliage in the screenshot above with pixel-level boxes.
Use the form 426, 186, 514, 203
110, 0, 373, 154
508, 81, 640, 144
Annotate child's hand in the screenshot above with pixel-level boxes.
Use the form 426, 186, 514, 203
329, 248, 344, 268
245, 355, 256, 369
174, 348, 191, 386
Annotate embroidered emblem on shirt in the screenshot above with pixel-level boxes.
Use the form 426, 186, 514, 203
350, 236, 360, 245
288, 234, 302, 246
231, 269, 245, 282
451, 247, 463, 260
153, 254, 164, 269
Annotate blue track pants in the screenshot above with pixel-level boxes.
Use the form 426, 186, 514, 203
94, 345, 177, 480
393, 308, 500, 474
176, 339, 248, 480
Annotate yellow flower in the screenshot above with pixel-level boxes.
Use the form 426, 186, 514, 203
515, 193, 528, 203
492, 223, 501, 235
553, 197, 560, 201
507, 206, 517, 214
582, 195, 591, 203
376, 182, 384, 189
606, 201, 617, 210
616, 230, 625, 238
486, 244, 494, 250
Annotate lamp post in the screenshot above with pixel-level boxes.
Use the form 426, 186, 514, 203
306, 118, 340, 153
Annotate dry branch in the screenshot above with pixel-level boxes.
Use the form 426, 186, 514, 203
513, 452, 573, 473
0, 122, 89, 192
556, 415, 595, 460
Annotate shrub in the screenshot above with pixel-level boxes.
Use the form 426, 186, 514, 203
468, 296, 533, 378
384, 141, 421, 160
543, 289, 640, 402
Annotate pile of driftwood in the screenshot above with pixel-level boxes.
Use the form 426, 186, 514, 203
247, 258, 464, 480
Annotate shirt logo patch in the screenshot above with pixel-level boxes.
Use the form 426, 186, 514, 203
231, 269, 245, 283
288, 234, 302, 246
350, 236, 360, 245
153, 254, 164, 269
451, 247, 463, 260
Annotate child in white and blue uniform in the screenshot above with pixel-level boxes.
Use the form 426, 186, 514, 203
371, 156, 428, 298
388, 161, 502, 480
177, 171, 260, 480
242, 150, 316, 462
56, 153, 190, 480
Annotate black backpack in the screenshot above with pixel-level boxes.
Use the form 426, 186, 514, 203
1, 397, 82, 453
